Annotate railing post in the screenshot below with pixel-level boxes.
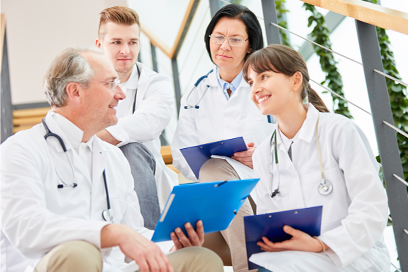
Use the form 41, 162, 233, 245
209, 0, 219, 17
150, 42, 158, 72
261, 0, 281, 45
1, 25, 13, 143
150, 42, 169, 145
356, 20, 408, 271
171, 58, 182, 118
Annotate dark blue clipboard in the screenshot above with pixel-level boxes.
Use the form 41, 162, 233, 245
244, 206, 323, 270
180, 137, 247, 179
151, 178, 260, 242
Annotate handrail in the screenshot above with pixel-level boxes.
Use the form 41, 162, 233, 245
1, 13, 6, 72
140, 0, 199, 59
301, 0, 408, 35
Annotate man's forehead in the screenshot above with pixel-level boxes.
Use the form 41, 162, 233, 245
82, 52, 117, 79
101, 22, 140, 38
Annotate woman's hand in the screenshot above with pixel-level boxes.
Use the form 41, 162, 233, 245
257, 225, 329, 253
170, 220, 205, 251
231, 142, 256, 169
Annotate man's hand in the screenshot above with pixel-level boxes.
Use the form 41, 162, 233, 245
257, 225, 329, 253
101, 224, 173, 272
170, 220, 205, 251
97, 129, 121, 146
231, 142, 256, 169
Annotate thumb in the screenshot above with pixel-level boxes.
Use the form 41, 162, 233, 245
283, 225, 302, 237
247, 142, 255, 148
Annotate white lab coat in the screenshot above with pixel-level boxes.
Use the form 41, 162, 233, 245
106, 63, 178, 210
251, 104, 390, 271
0, 112, 156, 272
171, 68, 275, 182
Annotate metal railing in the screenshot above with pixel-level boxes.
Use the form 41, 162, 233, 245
139, 0, 408, 270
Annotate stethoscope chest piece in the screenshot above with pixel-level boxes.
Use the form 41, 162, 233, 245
318, 179, 333, 195
102, 209, 115, 224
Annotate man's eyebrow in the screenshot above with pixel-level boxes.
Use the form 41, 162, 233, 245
103, 76, 117, 82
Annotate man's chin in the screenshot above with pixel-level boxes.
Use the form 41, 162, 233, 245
115, 64, 135, 74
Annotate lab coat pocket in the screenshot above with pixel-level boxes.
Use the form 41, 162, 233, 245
108, 197, 127, 223
301, 166, 349, 229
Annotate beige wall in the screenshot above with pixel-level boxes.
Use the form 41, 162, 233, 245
1, 0, 126, 105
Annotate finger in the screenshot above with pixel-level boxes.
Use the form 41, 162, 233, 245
196, 220, 205, 244
175, 227, 191, 247
145, 253, 160, 272
232, 151, 248, 157
137, 259, 149, 272
185, 222, 200, 246
283, 225, 305, 238
247, 142, 255, 147
170, 232, 183, 250
257, 241, 276, 252
154, 252, 170, 272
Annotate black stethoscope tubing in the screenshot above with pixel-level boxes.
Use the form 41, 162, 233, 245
42, 118, 113, 223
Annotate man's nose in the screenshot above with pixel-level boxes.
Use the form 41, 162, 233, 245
120, 44, 130, 55
114, 85, 126, 100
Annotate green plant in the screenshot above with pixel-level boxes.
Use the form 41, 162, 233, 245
303, 3, 353, 118
361, 0, 408, 181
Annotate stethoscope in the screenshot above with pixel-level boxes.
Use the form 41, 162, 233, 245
269, 113, 333, 198
131, 64, 141, 113
184, 69, 213, 109
42, 118, 114, 223
184, 69, 275, 123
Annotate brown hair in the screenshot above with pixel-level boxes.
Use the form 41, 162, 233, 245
243, 44, 329, 113
98, 6, 140, 39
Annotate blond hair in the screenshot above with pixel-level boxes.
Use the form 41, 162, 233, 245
98, 6, 140, 39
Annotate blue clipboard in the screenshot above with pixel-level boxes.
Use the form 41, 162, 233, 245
180, 137, 247, 179
244, 206, 323, 270
151, 178, 259, 242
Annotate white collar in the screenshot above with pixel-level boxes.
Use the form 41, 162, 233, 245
49, 111, 94, 152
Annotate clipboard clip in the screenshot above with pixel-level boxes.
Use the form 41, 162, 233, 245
240, 195, 249, 202
214, 180, 228, 187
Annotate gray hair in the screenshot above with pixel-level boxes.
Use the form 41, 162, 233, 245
44, 47, 103, 107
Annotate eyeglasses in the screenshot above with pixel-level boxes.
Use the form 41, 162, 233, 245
209, 34, 249, 47
90, 78, 120, 91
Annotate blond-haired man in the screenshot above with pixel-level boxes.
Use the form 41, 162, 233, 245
95, 6, 178, 229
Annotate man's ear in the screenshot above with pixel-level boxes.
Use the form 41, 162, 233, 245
95, 38, 102, 48
247, 45, 252, 54
65, 82, 82, 105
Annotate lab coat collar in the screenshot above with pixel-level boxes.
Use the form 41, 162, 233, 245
44, 111, 79, 153
44, 111, 109, 154
207, 66, 250, 96
297, 103, 319, 144
273, 104, 318, 152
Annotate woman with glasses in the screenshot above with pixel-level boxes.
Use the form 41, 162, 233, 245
171, 4, 275, 272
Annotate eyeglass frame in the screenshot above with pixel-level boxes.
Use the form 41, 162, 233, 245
90, 78, 120, 91
209, 34, 249, 47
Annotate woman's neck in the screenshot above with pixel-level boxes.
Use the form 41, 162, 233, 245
276, 103, 308, 139
218, 64, 243, 83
